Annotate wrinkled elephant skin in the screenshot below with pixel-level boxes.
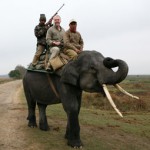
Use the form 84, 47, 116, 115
23, 50, 128, 148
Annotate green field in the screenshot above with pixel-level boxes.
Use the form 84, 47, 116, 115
19, 75, 150, 150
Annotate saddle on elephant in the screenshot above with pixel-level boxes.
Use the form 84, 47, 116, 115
28, 51, 70, 74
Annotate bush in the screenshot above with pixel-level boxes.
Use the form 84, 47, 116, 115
8, 65, 26, 79
9, 70, 21, 79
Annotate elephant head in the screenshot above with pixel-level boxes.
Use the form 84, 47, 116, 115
61, 51, 128, 88
61, 51, 139, 117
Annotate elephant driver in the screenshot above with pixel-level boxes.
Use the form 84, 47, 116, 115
63, 19, 84, 60
46, 15, 65, 72
30, 14, 49, 70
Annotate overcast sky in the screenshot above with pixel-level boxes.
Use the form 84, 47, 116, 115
0, 0, 150, 75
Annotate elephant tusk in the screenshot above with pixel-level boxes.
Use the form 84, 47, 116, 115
102, 84, 123, 118
114, 84, 139, 100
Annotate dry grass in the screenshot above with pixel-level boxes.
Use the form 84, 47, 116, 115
82, 75, 150, 112
0, 77, 14, 84
18, 75, 150, 150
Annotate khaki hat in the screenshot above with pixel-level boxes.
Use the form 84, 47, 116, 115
69, 19, 77, 24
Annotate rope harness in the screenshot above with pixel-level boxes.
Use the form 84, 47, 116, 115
47, 74, 60, 99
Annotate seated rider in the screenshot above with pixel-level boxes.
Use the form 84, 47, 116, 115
63, 19, 84, 60
46, 15, 65, 71
30, 14, 49, 69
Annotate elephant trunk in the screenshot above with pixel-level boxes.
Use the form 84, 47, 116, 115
98, 57, 129, 85
97, 58, 128, 117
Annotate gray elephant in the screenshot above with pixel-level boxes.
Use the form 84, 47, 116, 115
23, 50, 138, 148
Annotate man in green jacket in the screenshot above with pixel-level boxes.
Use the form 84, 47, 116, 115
63, 19, 84, 60
30, 14, 49, 69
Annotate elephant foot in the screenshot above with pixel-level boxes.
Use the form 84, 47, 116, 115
39, 123, 50, 131
64, 132, 69, 139
64, 134, 68, 139
68, 139, 83, 149
27, 116, 37, 128
28, 122, 37, 128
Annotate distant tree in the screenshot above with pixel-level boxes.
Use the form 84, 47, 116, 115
15, 65, 26, 78
9, 65, 26, 79
9, 70, 21, 79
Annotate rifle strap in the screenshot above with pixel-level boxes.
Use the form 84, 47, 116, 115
47, 74, 60, 99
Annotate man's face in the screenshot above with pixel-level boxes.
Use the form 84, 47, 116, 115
40, 19, 46, 25
53, 16, 61, 27
69, 22, 77, 32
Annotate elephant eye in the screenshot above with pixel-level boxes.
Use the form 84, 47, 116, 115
90, 66, 96, 73
90, 66, 94, 69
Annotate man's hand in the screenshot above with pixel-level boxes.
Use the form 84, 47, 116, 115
75, 49, 81, 54
52, 41, 61, 46
80, 48, 83, 51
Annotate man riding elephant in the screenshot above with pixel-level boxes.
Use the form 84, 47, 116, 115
63, 19, 84, 60
46, 15, 65, 72
30, 14, 49, 69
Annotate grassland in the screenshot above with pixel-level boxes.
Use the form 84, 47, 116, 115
0, 77, 14, 84
19, 75, 150, 150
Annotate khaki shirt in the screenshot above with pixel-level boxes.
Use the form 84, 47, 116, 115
46, 25, 65, 48
63, 30, 84, 51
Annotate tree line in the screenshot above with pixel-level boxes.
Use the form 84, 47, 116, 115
9, 65, 26, 79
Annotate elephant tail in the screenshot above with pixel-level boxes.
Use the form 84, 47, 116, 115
103, 57, 118, 69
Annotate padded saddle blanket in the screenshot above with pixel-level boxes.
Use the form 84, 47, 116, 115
27, 52, 69, 76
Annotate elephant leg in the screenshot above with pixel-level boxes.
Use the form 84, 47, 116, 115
25, 94, 37, 128
65, 93, 82, 140
63, 98, 82, 147
65, 115, 70, 139
37, 103, 49, 131
61, 84, 82, 148
27, 103, 37, 127
67, 110, 82, 148
23, 78, 37, 127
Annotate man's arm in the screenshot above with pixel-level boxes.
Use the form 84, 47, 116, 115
46, 28, 53, 46
79, 33, 84, 51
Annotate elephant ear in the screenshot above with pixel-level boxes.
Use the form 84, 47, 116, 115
61, 61, 79, 86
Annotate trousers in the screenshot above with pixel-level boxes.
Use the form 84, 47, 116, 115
64, 49, 78, 60
32, 45, 45, 65
49, 46, 60, 59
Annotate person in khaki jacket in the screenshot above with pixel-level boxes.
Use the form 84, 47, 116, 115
63, 19, 84, 60
46, 15, 65, 71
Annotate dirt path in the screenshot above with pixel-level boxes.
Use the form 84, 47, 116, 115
0, 80, 28, 150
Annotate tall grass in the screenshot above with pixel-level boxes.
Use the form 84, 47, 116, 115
20, 75, 150, 150
0, 77, 14, 84
82, 75, 150, 112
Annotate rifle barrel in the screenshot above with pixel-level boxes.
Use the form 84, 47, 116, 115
46, 4, 65, 25
56, 3, 65, 13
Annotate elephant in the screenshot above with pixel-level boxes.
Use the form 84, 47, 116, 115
23, 50, 139, 148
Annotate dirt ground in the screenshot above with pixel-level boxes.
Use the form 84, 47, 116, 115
0, 80, 28, 150
0, 79, 149, 150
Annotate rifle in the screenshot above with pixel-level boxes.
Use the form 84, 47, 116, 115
46, 4, 65, 26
